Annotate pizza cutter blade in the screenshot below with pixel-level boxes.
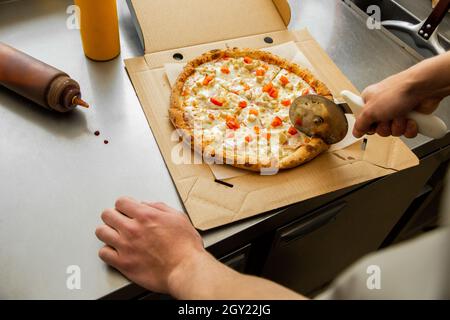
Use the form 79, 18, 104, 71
289, 95, 349, 145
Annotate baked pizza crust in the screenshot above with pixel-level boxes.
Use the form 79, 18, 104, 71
169, 48, 333, 171
279, 137, 329, 169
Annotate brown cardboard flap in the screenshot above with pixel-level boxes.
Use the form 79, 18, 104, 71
143, 30, 297, 69
273, 0, 292, 26
129, 0, 289, 53
125, 29, 419, 231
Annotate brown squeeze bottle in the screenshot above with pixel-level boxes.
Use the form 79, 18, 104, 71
0, 42, 89, 112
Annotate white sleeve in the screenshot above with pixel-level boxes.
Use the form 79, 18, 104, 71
317, 227, 450, 300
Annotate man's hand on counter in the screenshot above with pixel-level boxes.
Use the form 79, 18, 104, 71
353, 51, 450, 139
95, 197, 206, 294
95, 197, 304, 299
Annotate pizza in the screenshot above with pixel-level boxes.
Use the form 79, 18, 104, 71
169, 48, 333, 172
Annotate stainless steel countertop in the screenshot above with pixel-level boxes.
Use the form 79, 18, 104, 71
0, 0, 448, 299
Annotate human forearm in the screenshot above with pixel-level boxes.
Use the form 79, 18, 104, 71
168, 251, 306, 300
406, 51, 450, 101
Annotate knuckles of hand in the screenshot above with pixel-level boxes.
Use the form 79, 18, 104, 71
147, 201, 169, 210
123, 222, 142, 239
117, 256, 137, 272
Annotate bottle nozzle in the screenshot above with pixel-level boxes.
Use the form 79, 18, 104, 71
72, 96, 90, 109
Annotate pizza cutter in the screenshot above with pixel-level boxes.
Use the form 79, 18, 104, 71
289, 90, 448, 145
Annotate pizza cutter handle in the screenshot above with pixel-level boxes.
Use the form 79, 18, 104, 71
341, 90, 448, 139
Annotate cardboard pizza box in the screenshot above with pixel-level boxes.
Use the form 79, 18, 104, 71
124, 0, 419, 230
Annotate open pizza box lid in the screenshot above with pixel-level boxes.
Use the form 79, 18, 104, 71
124, 0, 420, 230
126, 0, 291, 53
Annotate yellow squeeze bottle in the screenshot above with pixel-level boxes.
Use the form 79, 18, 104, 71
75, 0, 121, 61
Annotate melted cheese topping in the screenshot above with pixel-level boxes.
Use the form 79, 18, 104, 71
181, 55, 316, 162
